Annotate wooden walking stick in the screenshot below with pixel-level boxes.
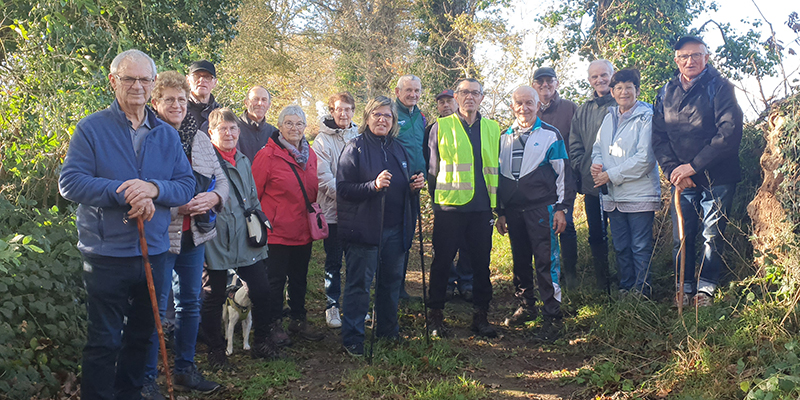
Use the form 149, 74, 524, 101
137, 217, 175, 400
674, 188, 687, 316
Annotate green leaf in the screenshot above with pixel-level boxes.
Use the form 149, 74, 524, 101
740, 380, 750, 393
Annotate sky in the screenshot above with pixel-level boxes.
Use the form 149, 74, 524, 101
488, 0, 800, 120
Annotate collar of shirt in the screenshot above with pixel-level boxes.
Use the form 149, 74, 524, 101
616, 102, 639, 125
508, 116, 542, 139
679, 66, 709, 91
245, 113, 265, 128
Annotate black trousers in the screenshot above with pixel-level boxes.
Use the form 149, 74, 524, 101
201, 260, 271, 350
428, 210, 493, 310
265, 243, 313, 322
506, 207, 563, 318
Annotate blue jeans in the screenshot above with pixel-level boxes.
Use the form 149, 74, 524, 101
324, 223, 344, 308
81, 252, 165, 400
341, 226, 405, 347
671, 184, 735, 294
608, 210, 654, 295
145, 236, 204, 377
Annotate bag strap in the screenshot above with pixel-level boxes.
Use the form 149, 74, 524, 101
285, 160, 314, 213
214, 148, 248, 210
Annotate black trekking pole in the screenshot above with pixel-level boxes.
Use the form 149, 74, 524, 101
417, 195, 429, 346
367, 192, 386, 365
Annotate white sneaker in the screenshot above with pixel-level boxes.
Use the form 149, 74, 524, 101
364, 313, 372, 323
325, 306, 342, 328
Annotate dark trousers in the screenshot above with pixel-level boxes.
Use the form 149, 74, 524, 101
200, 260, 271, 351
584, 194, 610, 290
80, 253, 165, 400
506, 206, 563, 318
266, 243, 313, 322
323, 224, 344, 308
428, 210, 493, 310
559, 205, 578, 284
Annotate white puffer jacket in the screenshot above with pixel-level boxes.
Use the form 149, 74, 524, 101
591, 101, 660, 204
311, 116, 359, 223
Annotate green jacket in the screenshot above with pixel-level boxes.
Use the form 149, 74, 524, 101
569, 92, 617, 196
205, 150, 268, 270
394, 98, 426, 175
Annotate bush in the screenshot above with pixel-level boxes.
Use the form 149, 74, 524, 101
0, 196, 85, 399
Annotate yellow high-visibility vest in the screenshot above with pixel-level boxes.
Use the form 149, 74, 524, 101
435, 113, 500, 207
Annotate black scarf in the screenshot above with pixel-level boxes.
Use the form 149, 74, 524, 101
177, 114, 199, 159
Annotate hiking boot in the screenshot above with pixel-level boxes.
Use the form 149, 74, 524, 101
173, 365, 220, 394
270, 320, 292, 347
251, 338, 282, 360
461, 289, 473, 303
342, 342, 364, 357
141, 375, 165, 400
504, 306, 538, 327
288, 318, 325, 341
471, 309, 498, 338
206, 347, 230, 370
694, 292, 713, 307
428, 308, 449, 338
326, 306, 342, 328
533, 317, 562, 343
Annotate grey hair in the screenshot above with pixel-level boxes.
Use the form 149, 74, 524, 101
455, 78, 484, 94
588, 59, 615, 76
247, 86, 271, 101
396, 75, 421, 90
278, 105, 306, 126
513, 85, 540, 105
110, 49, 157, 78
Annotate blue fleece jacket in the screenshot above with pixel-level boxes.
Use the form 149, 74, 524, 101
59, 100, 195, 257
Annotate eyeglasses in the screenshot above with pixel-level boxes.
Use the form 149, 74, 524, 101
456, 90, 482, 97
115, 75, 155, 87
283, 121, 306, 129
675, 52, 707, 63
160, 97, 187, 106
534, 77, 557, 85
214, 126, 239, 134
334, 107, 354, 114
370, 112, 393, 121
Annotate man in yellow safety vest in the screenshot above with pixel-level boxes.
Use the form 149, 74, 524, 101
426, 78, 500, 338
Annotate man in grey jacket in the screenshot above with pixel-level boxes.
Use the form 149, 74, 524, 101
569, 60, 616, 293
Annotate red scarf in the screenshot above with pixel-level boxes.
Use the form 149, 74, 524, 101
215, 145, 237, 167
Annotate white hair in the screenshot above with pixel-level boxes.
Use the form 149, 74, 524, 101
110, 49, 157, 78
396, 75, 421, 90
278, 105, 306, 125
588, 59, 615, 76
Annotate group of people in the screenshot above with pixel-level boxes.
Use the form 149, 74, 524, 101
59, 34, 742, 400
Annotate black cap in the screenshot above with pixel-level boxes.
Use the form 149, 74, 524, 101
435, 89, 454, 100
533, 67, 557, 80
189, 60, 216, 77
673, 36, 706, 50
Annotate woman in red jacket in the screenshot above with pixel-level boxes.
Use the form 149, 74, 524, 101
252, 105, 324, 346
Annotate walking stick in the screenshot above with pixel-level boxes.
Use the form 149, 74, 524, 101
137, 217, 175, 400
674, 188, 687, 316
417, 197, 430, 346
367, 193, 386, 365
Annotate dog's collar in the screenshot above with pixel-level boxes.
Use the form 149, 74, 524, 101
226, 296, 251, 320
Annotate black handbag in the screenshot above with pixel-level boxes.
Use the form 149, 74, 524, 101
215, 149, 272, 247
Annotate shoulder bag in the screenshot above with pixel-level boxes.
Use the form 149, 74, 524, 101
287, 161, 329, 240
215, 149, 272, 247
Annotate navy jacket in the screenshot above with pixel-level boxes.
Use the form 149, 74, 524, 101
336, 131, 416, 249
59, 100, 195, 257
652, 65, 743, 188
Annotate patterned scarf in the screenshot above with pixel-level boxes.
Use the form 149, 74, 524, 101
177, 114, 199, 159
278, 135, 309, 170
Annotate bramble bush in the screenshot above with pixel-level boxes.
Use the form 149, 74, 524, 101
0, 196, 85, 399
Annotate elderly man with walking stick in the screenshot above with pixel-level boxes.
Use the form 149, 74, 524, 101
59, 49, 195, 400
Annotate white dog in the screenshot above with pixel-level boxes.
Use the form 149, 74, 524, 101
222, 277, 252, 356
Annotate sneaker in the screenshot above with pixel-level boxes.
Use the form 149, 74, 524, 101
270, 320, 292, 347
504, 306, 538, 327
206, 347, 230, 370
288, 319, 325, 341
694, 292, 713, 307
471, 309, 498, 338
326, 306, 342, 328
173, 365, 220, 394
427, 308, 449, 338
342, 343, 364, 357
461, 289, 473, 303
673, 292, 691, 308
251, 338, 282, 360
141, 375, 165, 400
365, 313, 372, 323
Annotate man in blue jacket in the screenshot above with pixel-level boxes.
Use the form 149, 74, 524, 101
652, 36, 744, 308
59, 49, 195, 400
